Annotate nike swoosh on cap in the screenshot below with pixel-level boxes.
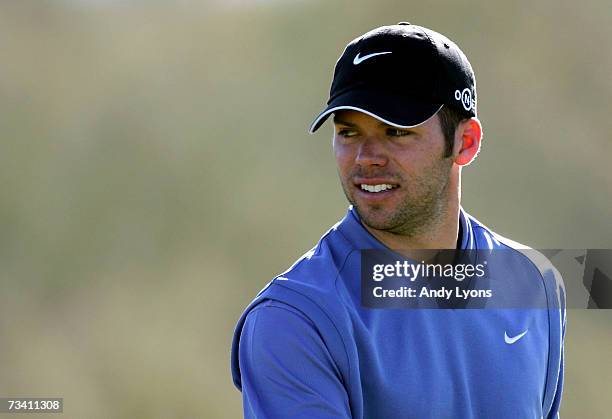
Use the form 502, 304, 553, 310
353, 51, 392, 65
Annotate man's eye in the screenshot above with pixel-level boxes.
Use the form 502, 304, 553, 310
337, 129, 358, 137
387, 128, 412, 137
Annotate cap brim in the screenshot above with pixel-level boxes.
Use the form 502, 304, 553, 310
308, 89, 443, 134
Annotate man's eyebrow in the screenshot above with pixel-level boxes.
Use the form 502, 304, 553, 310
332, 117, 356, 127
333, 116, 414, 130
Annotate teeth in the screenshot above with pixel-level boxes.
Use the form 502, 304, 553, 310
360, 184, 396, 193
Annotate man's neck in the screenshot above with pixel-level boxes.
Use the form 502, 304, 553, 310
362, 201, 460, 259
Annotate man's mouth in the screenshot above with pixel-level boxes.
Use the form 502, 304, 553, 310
359, 183, 399, 193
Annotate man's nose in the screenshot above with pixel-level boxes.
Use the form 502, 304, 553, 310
355, 136, 388, 167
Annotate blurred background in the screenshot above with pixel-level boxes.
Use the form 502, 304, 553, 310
0, 0, 610, 417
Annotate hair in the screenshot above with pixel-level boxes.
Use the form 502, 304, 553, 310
437, 106, 469, 158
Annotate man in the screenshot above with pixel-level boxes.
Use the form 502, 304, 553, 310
231, 23, 565, 418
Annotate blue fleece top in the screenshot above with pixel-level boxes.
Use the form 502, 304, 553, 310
231, 207, 565, 419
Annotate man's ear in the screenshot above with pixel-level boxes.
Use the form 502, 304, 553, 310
453, 118, 482, 166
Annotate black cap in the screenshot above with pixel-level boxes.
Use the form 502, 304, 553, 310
308, 23, 477, 133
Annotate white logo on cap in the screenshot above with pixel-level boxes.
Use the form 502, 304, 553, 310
454, 88, 475, 112
353, 51, 392, 65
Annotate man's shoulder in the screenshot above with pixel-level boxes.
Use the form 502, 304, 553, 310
467, 211, 538, 252
269, 215, 357, 292
231, 219, 357, 391
466, 212, 565, 303
236, 214, 356, 332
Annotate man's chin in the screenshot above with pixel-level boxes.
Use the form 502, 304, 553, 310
353, 206, 397, 231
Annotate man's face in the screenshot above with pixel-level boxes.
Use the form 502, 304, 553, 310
333, 110, 454, 237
